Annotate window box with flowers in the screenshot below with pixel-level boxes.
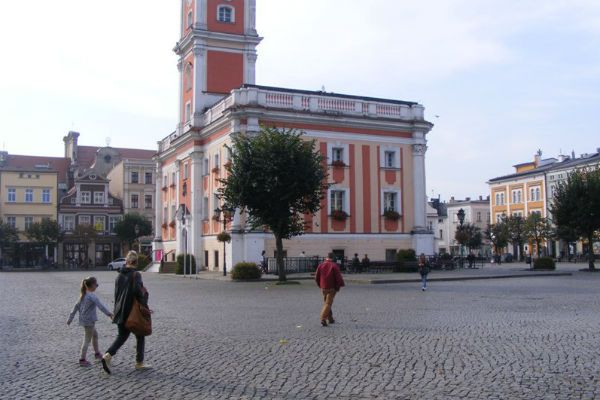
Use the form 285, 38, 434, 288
212, 215, 220, 222
161, 185, 168, 192
169, 220, 176, 228
161, 222, 168, 229
224, 161, 232, 169
331, 160, 346, 168
383, 210, 401, 220
212, 167, 220, 174
331, 210, 349, 221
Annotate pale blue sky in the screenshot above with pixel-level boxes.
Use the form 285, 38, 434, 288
1, 0, 599, 199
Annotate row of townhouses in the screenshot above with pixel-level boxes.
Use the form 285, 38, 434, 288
0, 133, 155, 267
488, 149, 600, 259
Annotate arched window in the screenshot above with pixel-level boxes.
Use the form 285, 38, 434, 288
217, 5, 234, 23
184, 63, 193, 92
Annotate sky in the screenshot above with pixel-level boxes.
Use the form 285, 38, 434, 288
1, 0, 599, 200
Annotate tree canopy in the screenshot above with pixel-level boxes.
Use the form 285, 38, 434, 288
219, 126, 328, 281
551, 168, 600, 269
523, 213, 554, 258
0, 219, 18, 255
504, 215, 526, 261
25, 218, 62, 246
114, 213, 153, 248
455, 223, 483, 253
485, 222, 509, 259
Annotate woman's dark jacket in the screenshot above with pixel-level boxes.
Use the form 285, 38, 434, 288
112, 267, 148, 324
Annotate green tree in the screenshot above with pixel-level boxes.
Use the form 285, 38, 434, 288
0, 219, 19, 263
504, 215, 526, 261
524, 213, 554, 258
219, 126, 328, 281
114, 213, 153, 249
551, 168, 600, 269
455, 223, 482, 253
25, 218, 62, 247
485, 222, 509, 261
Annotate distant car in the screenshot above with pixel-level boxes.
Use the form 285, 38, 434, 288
108, 258, 126, 271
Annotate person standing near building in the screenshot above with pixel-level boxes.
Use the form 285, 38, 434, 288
361, 254, 370, 273
315, 253, 345, 327
418, 253, 430, 291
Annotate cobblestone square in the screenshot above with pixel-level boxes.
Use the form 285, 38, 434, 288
2, 270, 600, 399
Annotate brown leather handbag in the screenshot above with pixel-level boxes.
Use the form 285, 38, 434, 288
125, 272, 152, 336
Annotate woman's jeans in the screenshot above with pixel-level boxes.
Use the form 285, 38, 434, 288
106, 323, 145, 362
421, 273, 428, 288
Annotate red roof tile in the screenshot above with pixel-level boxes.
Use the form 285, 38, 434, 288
2, 154, 71, 185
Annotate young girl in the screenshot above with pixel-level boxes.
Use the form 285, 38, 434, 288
67, 277, 113, 367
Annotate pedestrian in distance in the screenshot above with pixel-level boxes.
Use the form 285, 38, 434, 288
418, 253, 430, 291
361, 254, 370, 273
315, 253, 345, 327
102, 251, 151, 374
67, 277, 113, 367
351, 253, 360, 273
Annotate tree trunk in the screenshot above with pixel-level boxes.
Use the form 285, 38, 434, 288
588, 233, 595, 270
275, 234, 286, 281
518, 243, 524, 262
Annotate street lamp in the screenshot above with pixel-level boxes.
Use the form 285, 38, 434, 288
178, 211, 187, 277
134, 224, 140, 254
214, 205, 235, 276
456, 208, 465, 264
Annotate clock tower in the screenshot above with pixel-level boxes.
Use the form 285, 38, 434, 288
176, 0, 261, 132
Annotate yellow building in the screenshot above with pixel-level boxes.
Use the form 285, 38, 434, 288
0, 152, 69, 266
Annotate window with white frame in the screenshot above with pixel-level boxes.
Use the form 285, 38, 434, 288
185, 63, 193, 91
495, 213, 503, 223
25, 188, 33, 203
495, 193, 500, 206
202, 197, 209, 219
214, 153, 220, 168
203, 158, 209, 175
24, 216, 34, 230
42, 189, 51, 203
145, 172, 153, 185
185, 102, 191, 123
477, 212, 481, 222
109, 216, 120, 233
330, 190, 345, 213
171, 172, 176, 185
332, 147, 344, 163
6, 216, 16, 228
171, 205, 176, 222
145, 194, 152, 209
212, 193, 220, 213
7, 188, 15, 202
217, 5, 234, 22
79, 215, 91, 226
94, 216, 105, 232
94, 192, 105, 205
383, 192, 398, 212
163, 207, 168, 224
80, 191, 91, 204
384, 151, 396, 168
183, 162, 189, 179
187, 10, 193, 28
529, 186, 541, 201
131, 194, 139, 209
63, 215, 75, 231
131, 171, 139, 184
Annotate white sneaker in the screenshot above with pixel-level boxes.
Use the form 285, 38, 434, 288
135, 362, 152, 370
421, 287, 426, 291
101, 353, 112, 374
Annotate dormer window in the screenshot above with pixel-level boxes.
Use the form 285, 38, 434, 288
217, 5, 234, 23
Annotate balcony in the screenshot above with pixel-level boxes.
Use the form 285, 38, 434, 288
158, 85, 426, 153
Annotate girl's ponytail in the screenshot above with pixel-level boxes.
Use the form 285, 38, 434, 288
79, 279, 87, 302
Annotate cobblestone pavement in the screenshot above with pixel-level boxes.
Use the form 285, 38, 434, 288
2, 271, 600, 399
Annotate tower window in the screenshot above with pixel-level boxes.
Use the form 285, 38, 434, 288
185, 63, 193, 92
217, 5, 234, 23
187, 10, 193, 28
185, 102, 192, 123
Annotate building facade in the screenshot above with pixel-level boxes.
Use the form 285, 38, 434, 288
58, 169, 123, 267
0, 152, 70, 266
152, 0, 435, 270
488, 150, 600, 258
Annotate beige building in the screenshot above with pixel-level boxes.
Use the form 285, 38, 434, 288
0, 151, 70, 266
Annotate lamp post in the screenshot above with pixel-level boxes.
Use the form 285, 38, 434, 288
178, 211, 187, 277
214, 205, 234, 276
134, 224, 140, 254
457, 208, 465, 265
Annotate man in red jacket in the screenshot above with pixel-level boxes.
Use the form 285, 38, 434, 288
315, 253, 345, 327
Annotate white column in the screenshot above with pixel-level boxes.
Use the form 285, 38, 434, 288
412, 142, 428, 231
190, 151, 203, 265
176, 160, 184, 254
196, 0, 207, 30
177, 59, 183, 133
153, 163, 163, 241
245, 52, 257, 85
245, 0, 257, 35
192, 45, 206, 118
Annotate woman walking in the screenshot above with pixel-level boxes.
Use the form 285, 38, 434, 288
101, 251, 151, 373
418, 253, 430, 291
67, 277, 113, 367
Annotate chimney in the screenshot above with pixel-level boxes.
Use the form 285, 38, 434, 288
479, 195, 483, 200
0, 151, 7, 167
465, 197, 471, 201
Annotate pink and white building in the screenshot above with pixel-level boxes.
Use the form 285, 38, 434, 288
152, 0, 435, 270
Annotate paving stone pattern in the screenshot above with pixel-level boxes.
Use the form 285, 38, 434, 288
1, 271, 600, 399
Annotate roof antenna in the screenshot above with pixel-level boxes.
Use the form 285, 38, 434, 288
321, 85, 326, 92
105, 137, 111, 147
